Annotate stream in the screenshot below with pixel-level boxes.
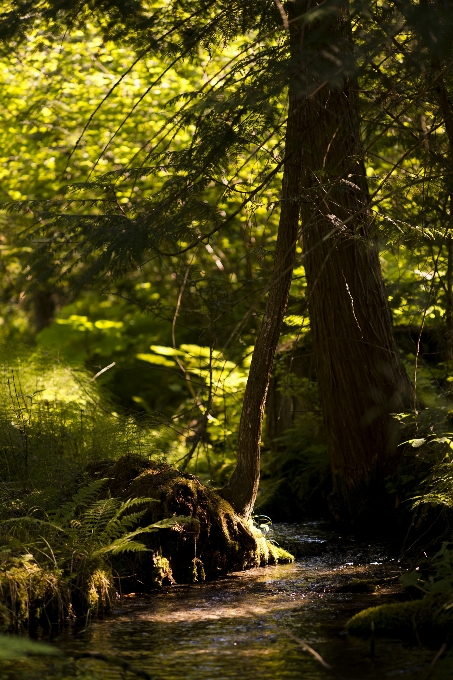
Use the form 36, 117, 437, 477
10, 522, 443, 679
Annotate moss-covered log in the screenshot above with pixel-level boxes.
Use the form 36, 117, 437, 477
347, 599, 453, 645
84, 454, 293, 588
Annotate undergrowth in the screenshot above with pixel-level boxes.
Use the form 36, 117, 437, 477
0, 348, 292, 636
0, 349, 145, 630
0, 478, 188, 632
348, 409, 453, 643
0, 347, 181, 516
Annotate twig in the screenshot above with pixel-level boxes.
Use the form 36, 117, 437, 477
277, 628, 344, 679
172, 264, 197, 401
423, 642, 447, 679
90, 362, 116, 381
274, 0, 289, 31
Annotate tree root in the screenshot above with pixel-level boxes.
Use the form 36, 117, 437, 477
85, 454, 293, 588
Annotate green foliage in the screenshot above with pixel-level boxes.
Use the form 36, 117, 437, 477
0, 548, 65, 633
4, 5, 453, 676
0, 0, 450, 305
4, 2, 453, 665
348, 542, 453, 643
411, 460, 453, 510
400, 542, 453, 609
0, 347, 183, 509
0, 634, 63, 660
381, 409, 453, 513
3, 1, 453, 509
258, 336, 328, 519
0, 477, 189, 630
137, 342, 250, 476
397, 404, 453, 512
2, 0, 453, 550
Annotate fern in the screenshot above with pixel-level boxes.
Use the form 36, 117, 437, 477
53, 477, 110, 525
0, 479, 190, 629
1, 478, 190, 567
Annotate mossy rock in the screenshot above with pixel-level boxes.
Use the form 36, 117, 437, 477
336, 578, 380, 594
347, 599, 453, 644
0, 553, 71, 633
85, 454, 294, 586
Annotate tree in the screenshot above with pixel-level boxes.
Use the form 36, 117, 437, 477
220, 7, 305, 515
223, 0, 422, 521
293, 0, 415, 521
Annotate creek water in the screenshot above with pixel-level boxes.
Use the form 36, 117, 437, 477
8, 522, 443, 679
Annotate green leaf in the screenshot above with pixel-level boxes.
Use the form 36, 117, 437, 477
400, 571, 425, 590
0, 634, 64, 660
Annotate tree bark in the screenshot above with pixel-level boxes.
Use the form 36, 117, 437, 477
221, 12, 308, 517
446, 228, 453, 363
298, 0, 414, 521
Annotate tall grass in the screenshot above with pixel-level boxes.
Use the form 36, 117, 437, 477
0, 347, 179, 515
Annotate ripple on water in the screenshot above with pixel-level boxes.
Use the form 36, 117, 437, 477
5, 522, 438, 680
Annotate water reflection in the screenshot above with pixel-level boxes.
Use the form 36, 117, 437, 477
6, 522, 438, 679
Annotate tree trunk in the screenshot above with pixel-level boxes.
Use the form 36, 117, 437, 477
32, 289, 56, 332
298, 0, 414, 521
446, 229, 453, 363
223, 0, 414, 520
221, 12, 308, 517
433, 62, 453, 361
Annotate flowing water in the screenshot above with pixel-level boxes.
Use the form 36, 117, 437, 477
7, 522, 447, 679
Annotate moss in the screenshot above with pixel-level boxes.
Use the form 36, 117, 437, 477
337, 578, 380, 593
247, 522, 293, 565
266, 543, 294, 564
189, 558, 206, 583
347, 599, 453, 643
85, 454, 294, 586
85, 567, 115, 614
150, 555, 175, 587
0, 554, 68, 632
0, 554, 119, 632
0, 455, 295, 630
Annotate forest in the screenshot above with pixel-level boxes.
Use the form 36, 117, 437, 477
1, 0, 453, 677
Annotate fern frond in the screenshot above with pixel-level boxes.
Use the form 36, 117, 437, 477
70, 478, 109, 507
53, 478, 108, 526
97, 539, 149, 555
91, 496, 155, 542
0, 516, 66, 533
91, 515, 190, 557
